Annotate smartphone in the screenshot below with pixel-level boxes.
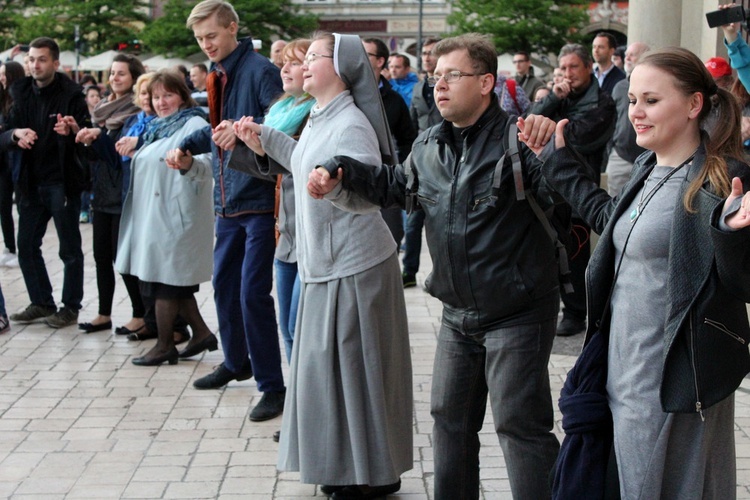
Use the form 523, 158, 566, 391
706, 5, 745, 28
18, 44, 29, 52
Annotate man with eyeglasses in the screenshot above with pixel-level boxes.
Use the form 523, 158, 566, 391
308, 33, 562, 500
513, 50, 545, 100
403, 37, 441, 288
362, 37, 416, 248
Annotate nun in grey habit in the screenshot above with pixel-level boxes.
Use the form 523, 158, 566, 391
249, 32, 413, 494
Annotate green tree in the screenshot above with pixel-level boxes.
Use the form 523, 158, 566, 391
447, 0, 590, 58
0, 0, 37, 51
14, 0, 149, 54
140, 0, 318, 58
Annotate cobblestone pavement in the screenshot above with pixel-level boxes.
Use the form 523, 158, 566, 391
1, 220, 750, 499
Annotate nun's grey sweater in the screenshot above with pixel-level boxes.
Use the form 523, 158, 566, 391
260, 90, 396, 283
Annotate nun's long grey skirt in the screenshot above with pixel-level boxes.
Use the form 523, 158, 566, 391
278, 252, 413, 486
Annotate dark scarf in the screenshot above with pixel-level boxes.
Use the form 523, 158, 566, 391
91, 93, 140, 130
141, 107, 205, 148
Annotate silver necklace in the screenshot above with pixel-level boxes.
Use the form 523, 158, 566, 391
629, 157, 693, 223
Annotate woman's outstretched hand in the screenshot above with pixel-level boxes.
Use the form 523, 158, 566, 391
723, 177, 750, 230
517, 116, 568, 156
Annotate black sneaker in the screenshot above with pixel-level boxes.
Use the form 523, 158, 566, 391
193, 362, 253, 390
249, 390, 286, 422
9, 304, 56, 324
45, 307, 79, 329
556, 316, 586, 337
402, 272, 416, 288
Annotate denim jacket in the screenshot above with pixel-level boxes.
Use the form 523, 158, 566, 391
180, 37, 283, 216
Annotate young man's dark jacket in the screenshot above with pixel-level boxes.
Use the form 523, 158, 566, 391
322, 95, 560, 331
180, 37, 283, 216
543, 142, 750, 413
0, 72, 89, 197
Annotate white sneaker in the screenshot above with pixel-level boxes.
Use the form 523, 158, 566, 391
0, 248, 16, 267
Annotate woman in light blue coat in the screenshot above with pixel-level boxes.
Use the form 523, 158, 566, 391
116, 70, 217, 366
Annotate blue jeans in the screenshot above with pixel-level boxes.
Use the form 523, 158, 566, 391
274, 258, 299, 363
213, 214, 284, 392
17, 184, 83, 310
431, 318, 559, 500
402, 209, 425, 276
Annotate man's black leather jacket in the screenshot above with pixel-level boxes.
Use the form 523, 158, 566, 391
322, 99, 561, 331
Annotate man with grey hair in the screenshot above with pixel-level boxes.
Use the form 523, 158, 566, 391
531, 43, 616, 337
605, 41, 650, 197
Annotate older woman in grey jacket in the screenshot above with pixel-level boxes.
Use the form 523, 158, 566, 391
235, 32, 412, 499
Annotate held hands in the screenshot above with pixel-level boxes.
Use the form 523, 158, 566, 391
307, 166, 342, 199
723, 177, 750, 230
212, 119, 236, 151
115, 136, 138, 157
164, 148, 193, 171
53, 114, 80, 136
12, 128, 38, 149
75, 127, 101, 146
233, 116, 265, 157
516, 115, 567, 156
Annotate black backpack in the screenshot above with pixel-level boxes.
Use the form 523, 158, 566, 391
497, 116, 574, 294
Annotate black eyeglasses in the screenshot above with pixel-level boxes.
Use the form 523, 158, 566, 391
512, 59, 527, 64
366, 52, 378, 58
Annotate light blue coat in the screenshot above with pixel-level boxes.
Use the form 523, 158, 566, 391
116, 115, 214, 286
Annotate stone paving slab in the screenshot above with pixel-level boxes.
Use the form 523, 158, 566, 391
0, 218, 750, 498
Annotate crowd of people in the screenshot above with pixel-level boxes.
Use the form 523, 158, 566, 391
0, 0, 750, 498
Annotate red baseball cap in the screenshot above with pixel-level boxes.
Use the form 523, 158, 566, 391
705, 57, 732, 78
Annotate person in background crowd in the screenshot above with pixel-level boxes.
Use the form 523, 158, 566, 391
494, 73, 530, 115
513, 50, 545, 99
270, 39, 287, 69
362, 37, 416, 247
236, 31, 412, 499
592, 32, 626, 94
521, 45, 750, 500
705, 56, 734, 91
0, 61, 24, 268
388, 52, 418, 106
74, 54, 146, 335
605, 41, 650, 197
189, 63, 209, 112
79, 74, 97, 88
5, 37, 90, 329
612, 45, 626, 70
403, 37, 441, 289
117, 70, 216, 366
79, 85, 102, 225
533, 86, 550, 103
723, 5, 750, 94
